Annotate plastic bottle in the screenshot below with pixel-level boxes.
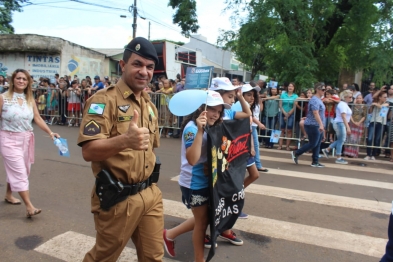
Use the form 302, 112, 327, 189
54, 138, 68, 154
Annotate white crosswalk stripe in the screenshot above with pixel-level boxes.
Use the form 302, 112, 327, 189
34, 231, 181, 262
163, 199, 386, 258
260, 155, 392, 175
34, 155, 390, 261
249, 168, 393, 189
170, 175, 391, 214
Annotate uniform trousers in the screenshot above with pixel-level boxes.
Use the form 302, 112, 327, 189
83, 183, 164, 262
0, 130, 34, 192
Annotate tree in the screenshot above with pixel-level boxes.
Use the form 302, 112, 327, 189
168, 0, 199, 37
0, 0, 27, 34
170, 0, 393, 89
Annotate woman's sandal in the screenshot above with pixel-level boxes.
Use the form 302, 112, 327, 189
390, 158, 393, 162
26, 209, 41, 218
277, 146, 282, 150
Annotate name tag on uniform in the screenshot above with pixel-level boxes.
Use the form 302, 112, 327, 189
118, 115, 133, 122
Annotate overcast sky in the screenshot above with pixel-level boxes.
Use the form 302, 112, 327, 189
12, 0, 236, 48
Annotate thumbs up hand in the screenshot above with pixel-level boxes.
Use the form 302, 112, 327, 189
126, 110, 150, 150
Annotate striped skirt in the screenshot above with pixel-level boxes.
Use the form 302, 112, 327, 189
343, 122, 364, 158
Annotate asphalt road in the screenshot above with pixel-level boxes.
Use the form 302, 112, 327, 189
1, 125, 392, 262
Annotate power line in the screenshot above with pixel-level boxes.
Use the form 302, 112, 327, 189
24, 3, 125, 15
24, 0, 220, 46
69, 0, 128, 11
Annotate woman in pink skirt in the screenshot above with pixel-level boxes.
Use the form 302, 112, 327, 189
0, 69, 60, 218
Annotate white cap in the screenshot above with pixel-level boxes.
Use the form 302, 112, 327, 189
209, 77, 238, 91
206, 90, 231, 109
241, 83, 261, 93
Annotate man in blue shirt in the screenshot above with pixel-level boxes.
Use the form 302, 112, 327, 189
91, 76, 104, 92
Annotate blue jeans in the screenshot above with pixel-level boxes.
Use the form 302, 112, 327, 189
263, 116, 278, 146
280, 113, 294, 129
329, 122, 346, 156
252, 126, 262, 169
384, 121, 391, 155
381, 213, 393, 262
295, 125, 323, 163
367, 122, 384, 156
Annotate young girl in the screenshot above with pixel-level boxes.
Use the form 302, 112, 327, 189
242, 84, 268, 172
365, 91, 389, 160
343, 94, 367, 158
37, 90, 46, 119
0, 74, 9, 94
163, 90, 230, 261
262, 87, 280, 148
323, 89, 340, 142
296, 90, 311, 141
47, 83, 58, 124
155, 80, 173, 137
278, 82, 298, 150
66, 80, 81, 127
210, 78, 256, 233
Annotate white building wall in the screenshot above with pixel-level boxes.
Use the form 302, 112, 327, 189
0, 52, 61, 80
165, 42, 182, 80
61, 41, 109, 79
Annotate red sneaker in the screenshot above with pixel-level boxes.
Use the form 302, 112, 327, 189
219, 230, 243, 246
163, 229, 175, 257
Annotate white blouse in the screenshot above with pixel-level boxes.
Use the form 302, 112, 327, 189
1, 92, 34, 132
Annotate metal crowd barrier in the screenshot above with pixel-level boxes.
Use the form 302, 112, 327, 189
33, 87, 90, 127
31, 89, 393, 153
258, 98, 393, 151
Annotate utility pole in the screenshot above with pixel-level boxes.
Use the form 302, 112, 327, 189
148, 21, 151, 40
132, 0, 137, 39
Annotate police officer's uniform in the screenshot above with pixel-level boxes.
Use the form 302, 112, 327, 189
77, 38, 163, 262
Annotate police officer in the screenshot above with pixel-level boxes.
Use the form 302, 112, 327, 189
77, 37, 163, 261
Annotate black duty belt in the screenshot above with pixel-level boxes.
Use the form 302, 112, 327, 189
95, 157, 161, 211
118, 174, 158, 197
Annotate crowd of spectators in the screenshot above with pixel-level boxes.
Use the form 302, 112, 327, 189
1, 70, 392, 160
0, 73, 118, 127
254, 80, 393, 162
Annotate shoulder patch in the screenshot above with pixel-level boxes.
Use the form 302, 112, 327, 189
118, 115, 133, 122
118, 105, 130, 113
184, 131, 195, 142
88, 103, 105, 115
83, 120, 101, 136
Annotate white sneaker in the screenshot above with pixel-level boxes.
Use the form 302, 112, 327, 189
321, 148, 329, 158
371, 156, 376, 160
335, 158, 348, 165
364, 156, 371, 160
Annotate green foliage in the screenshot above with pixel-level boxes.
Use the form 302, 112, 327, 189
0, 0, 27, 34
168, 0, 199, 37
166, 0, 385, 89
219, 0, 393, 89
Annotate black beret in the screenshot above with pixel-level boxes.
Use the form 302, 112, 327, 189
125, 37, 159, 65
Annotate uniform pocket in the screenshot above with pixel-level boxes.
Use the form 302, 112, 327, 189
117, 122, 130, 135
148, 121, 156, 134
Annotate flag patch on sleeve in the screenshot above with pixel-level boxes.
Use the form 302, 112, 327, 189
88, 103, 105, 115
